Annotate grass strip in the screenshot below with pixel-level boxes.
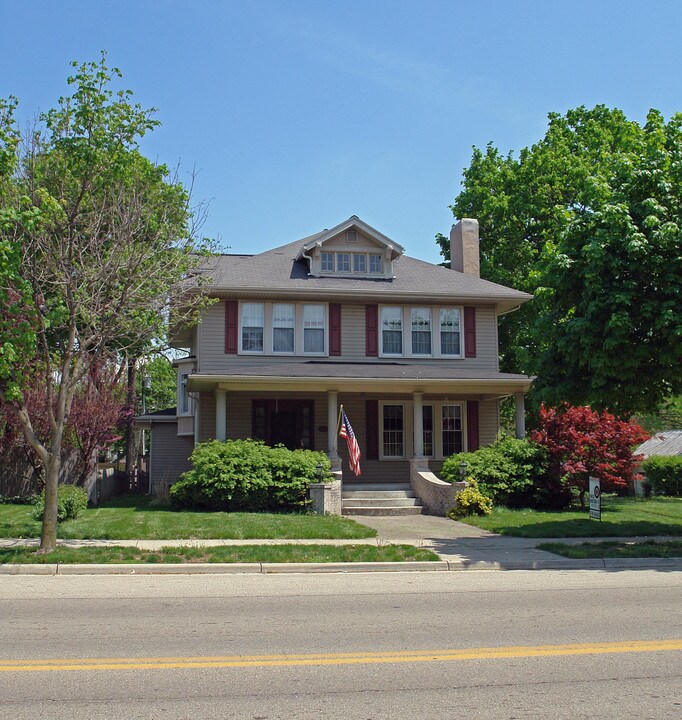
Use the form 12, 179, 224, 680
538, 540, 682, 559
0, 544, 438, 564
0, 496, 376, 540
460, 497, 682, 538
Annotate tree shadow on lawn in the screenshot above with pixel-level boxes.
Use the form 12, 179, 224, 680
496, 516, 682, 538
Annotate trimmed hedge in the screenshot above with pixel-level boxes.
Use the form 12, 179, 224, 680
170, 439, 330, 512
441, 437, 571, 510
32, 484, 89, 522
643, 456, 682, 497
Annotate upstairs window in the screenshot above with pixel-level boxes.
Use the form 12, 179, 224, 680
179, 372, 191, 415
353, 253, 366, 273
336, 253, 350, 273
440, 308, 461, 356
321, 252, 334, 272
303, 304, 325, 354
411, 307, 432, 355
369, 254, 383, 273
381, 306, 403, 355
273, 303, 295, 353
241, 303, 264, 352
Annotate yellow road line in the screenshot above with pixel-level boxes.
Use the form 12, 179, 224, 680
0, 639, 679, 673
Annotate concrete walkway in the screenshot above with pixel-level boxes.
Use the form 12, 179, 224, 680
1, 513, 680, 573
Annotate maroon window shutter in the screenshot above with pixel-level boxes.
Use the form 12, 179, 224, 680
464, 306, 476, 358
365, 399, 378, 460
366, 304, 378, 357
225, 300, 238, 354
467, 401, 479, 451
329, 303, 342, 356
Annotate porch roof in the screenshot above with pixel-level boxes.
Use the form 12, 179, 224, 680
187, 362, 532, 397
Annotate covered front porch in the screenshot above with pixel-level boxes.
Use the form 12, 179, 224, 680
188, 362, 532, 487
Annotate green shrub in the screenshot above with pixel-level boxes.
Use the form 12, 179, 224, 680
441, 437, 562, 509
643, 456, 682, 497
447, 479, 493, 520
170, 439, 330, 512
32, 484, 89, 522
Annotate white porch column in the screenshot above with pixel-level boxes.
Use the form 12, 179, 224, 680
327, 390, 339, 458
215, 388, 227, 441
515, 392, 526, 439
413, 391, 424, 457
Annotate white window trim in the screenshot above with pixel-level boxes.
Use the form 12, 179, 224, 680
237, 301, 329, 357
177, 371, 193, 417
439, 402, 466, 459
378, 305, 464, 359
379, 402, 408, 460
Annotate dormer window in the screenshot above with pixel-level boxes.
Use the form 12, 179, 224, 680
369, 254, 383, 273
336, 253, 350, 272
321, 252, 334, 272
353, 253, 366, 273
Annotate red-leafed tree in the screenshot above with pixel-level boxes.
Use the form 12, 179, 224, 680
530, 404, 649, 507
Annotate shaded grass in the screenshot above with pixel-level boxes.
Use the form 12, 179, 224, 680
0, 544, 437, 564
0, 495, 376, 540
459, 497, 682, 538
538, 540, 682, 559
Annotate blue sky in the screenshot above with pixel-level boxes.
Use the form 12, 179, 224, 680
1, 0, 681, 264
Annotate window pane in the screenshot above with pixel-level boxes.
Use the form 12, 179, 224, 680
411, 308, 432, 355
321, 252, 334, 272
179, 373, 189, 414
241, 303, 264, 351
383, 405, 404, 457
273, 303, 295, 352
442, 405, 463, 457
381, 307, 402, 354
304, 305, 325, 353
369, 254, 383, 273
337, 253, 350, 272
440, 308, 461, 355
422, 405, 433, 457
353, 254, 366, 273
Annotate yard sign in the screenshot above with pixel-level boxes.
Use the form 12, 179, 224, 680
589, 476, 601, 521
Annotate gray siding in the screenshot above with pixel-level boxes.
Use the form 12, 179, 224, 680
150, 423, 194, 496
196, 301, 499, 374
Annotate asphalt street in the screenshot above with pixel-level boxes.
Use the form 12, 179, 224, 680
0, 569, 680, 719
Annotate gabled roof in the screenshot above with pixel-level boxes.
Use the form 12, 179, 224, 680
198, 219, 532, 311
636, 430, 682, 458
295, 215, 404, 261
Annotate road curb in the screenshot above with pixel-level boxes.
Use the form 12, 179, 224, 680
2, 558, 681, 575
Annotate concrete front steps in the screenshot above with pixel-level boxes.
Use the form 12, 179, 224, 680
342, 483, 423, 516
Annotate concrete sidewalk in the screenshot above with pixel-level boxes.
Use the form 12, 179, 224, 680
1, 513, 680, 573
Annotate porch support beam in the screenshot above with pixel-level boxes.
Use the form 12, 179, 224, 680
515, 392, 526, 439
413, 391, 424, 457
215, 389, 227, 441
327, 391, 339, 458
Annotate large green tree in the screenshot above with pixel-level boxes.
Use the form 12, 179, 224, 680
439, 105, 682, 416
0, 55, 211, 552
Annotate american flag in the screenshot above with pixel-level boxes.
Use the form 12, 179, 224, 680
339, 408, 361, 476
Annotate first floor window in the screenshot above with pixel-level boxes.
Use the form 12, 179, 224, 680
442, 405, 463, 457
422, 405, 433, 457
381, 306, 403, 354
303, 304, 325, 353
273, 303, 295, 353
383, 404, 404, 458
241, 303, 264, 352
440, 308, 461, 356
411, 307, 432, 355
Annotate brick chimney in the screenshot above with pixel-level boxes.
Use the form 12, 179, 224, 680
450, 218, 480, 276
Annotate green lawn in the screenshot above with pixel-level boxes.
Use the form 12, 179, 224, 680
459, 496, 682, 538
0, 496, 376, 540
0, 544, 436, 564
538, 540, 682, 559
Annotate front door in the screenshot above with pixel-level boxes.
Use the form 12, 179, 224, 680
252, 400, 314, 450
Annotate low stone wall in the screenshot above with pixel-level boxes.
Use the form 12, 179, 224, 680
309, 474, 342, 516
409, 459, 466, 516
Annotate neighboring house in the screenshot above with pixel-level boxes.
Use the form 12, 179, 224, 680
139, 216, 533, 508
635, 431, 682, 461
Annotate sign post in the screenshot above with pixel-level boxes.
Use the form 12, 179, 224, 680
589, 476, 601, 521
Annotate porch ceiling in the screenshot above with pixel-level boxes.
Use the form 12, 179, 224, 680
187, 362, 533, 397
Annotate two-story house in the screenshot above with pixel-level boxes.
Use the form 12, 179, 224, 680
138, 216, 533, 512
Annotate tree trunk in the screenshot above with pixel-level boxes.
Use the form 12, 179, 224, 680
38, 455, 60, 553
124, 358, 138, 486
